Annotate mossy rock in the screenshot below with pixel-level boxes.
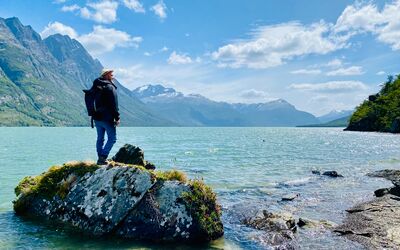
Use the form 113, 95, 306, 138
183, 179, 224, 240
13, 159, 224, 241
14, 161, 99, 214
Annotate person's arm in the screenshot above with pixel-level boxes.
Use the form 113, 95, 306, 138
108, 85, 120, 122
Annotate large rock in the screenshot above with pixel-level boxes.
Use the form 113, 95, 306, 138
335, 169, 400, 248
112, 144, 146, 166
243, 210, 298, 249
335, 195, 400, 249
13, 145, 223, 242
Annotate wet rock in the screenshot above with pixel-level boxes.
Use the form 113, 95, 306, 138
281, 193, 300, 201
369, 169, 400, 197
143, 161, 156, 170
311, 170, 321, 175
322, 171, 343, 178
243, 210, 297, 249
13, 146, 224, 242
367, 169, 400, 183
112, 144, 146, 166
336, 195, 400, 249
297, 218, 337, 229
374, 188, 389, 197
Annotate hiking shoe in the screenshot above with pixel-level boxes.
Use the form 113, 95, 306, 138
97, 155, 107, 165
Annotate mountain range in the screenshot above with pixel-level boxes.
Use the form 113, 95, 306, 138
0, 17, 344, 127
131, 84, 320, 126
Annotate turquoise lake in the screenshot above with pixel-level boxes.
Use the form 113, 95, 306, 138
1, 127, 399, 249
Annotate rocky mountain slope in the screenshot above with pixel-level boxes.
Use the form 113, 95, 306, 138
0, 17, 171, 126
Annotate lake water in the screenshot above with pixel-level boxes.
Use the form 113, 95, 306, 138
0, 127, 399, 249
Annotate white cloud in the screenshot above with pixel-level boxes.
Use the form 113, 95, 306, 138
326, 66, 364, 76
40, 22, 141, 56
53, 0, 67, 4
167, 51, 193, 65
377, 71, 386, 75
40, 21, 78, 39
78, 26, 142, 56
61, 4, 80, 12
144, 52, 152, 56
240, 89, 270, 99
151, 0, 167, 20
291, 69, 321, 75
325, 59, 343, 68
212, 21, 347, 69
80, 0, 119, 24
123, 0, 145, 13
289, 81, 367, 93
334, 1, 400, 50
159, 46, 169, 52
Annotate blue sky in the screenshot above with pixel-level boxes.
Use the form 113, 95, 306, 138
1, 0, 399, 115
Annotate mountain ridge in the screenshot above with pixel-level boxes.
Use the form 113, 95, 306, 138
131, 84, 320, 126
0, 16, 172, 126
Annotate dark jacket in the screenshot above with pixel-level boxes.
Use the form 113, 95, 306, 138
92, 77, 120, 122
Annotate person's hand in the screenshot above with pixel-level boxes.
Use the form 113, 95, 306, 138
115, 119, 120, 126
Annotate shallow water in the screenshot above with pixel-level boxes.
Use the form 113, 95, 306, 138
0, 127, 399, 249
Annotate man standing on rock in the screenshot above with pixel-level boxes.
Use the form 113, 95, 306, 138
92, 69, 120, 165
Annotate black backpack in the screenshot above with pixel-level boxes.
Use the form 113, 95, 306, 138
83, 85, 104, 128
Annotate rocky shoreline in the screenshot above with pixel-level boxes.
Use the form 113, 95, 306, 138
335, 169, 400, 249
237, 169, 400, 249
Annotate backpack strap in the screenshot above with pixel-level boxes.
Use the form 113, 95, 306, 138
91, 116, 94, 128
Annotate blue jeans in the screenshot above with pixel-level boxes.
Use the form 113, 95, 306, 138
94, 120, 117, 158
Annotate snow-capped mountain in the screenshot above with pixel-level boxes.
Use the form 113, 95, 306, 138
318, 110, 354, 123
132, 84, 182, 99
132, 84, 319, 126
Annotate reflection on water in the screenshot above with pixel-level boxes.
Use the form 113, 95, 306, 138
0, 127, 399, 249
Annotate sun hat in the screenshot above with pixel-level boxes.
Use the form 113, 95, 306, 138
100, 68, 113, 77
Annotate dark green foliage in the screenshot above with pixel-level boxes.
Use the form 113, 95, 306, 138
182, 179, 223, 240
347, 74, 400, 133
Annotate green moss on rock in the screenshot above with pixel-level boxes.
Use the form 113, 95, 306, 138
183, 179, 224, 240
154, 169, 188, 183
14, 161, 99, 213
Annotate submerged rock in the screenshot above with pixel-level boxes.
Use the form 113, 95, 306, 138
297, 218, 337, 229
322, 171, 343, 178
281, 193, 300, 201
311, 170, 343, 177
311, 170, 321, 175
243, 210, 297, 249
13, 144, 223, 242
367, 169, 400, 183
